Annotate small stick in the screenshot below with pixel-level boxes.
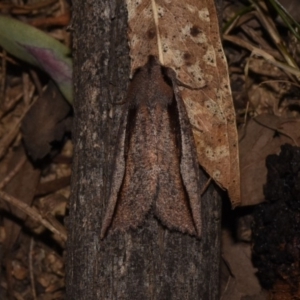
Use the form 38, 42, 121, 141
0, 155, 27, 190
0, 190, 67, 241
29, 238, 37, 300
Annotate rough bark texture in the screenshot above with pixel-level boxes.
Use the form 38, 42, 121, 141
67, 0, 222, 299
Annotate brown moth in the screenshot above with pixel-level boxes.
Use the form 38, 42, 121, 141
101, 57, 202, 239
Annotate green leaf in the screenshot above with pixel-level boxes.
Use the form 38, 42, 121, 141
0, 16, 72, 103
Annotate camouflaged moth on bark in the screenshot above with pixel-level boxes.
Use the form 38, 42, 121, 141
101, 57, 202, 239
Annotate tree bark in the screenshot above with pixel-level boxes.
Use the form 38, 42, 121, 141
67, 1, 222, 299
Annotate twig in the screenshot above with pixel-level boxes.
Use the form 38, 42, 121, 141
0, 155, 27, 190
223, 35, 300, 78
0, 85, 36, 160
251, 0, 299, 71
0, 190, 67, 241
200, 177, 212, 196
29, 69, 43, 96
29, 238, 37, 300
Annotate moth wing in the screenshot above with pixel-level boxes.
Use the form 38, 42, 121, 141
100, 108, 128, 239
106, 104, 158, 234
172, 80, 202, 237
154, 91, 201, 237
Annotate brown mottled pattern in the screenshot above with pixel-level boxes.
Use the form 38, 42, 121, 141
101, 58, 202, 238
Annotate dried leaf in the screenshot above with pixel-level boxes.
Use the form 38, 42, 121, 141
239, 115, 300, 206
21, 81, 72, 160
221, 229, 265, 300
127, 0, 240, 205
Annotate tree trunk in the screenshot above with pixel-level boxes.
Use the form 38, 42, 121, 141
67, 0, 222, 299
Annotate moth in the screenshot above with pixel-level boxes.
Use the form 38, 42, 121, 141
101, 57, 202, 238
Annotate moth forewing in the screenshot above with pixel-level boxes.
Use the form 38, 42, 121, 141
100, 108, 129, 239
172, 77, 202, 237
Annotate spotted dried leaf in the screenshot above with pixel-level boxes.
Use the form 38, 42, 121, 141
127, 0, 240, 205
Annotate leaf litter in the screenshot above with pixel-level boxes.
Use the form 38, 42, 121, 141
1, 0, 300, 299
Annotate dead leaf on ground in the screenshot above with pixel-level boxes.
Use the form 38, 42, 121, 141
239, 114, 300, 206
21, 80, 72, 161
221, 229, 266, 300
